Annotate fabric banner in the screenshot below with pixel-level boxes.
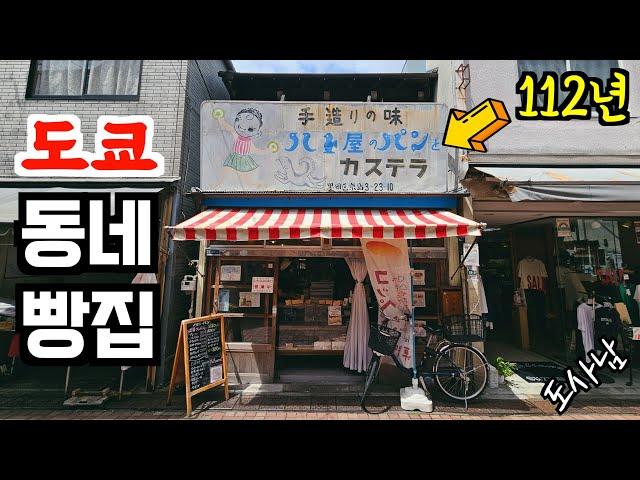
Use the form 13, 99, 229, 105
361, 239, 413, 368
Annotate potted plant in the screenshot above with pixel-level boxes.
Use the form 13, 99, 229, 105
495, 357, 518, 384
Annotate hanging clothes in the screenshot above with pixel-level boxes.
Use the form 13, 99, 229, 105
619, 283, 639, 324
468, 274, 489, 316
517, 257, 547, 291
594, 303, 621, 341
577, 302, 597, 356
614, 302, 632, 325
343, 258, 371, 372
525, 289, 546, 347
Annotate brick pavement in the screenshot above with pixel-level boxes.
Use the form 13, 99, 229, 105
1, 388, 640, 419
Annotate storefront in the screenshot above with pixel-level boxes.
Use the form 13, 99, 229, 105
166, 73, 483, 385
467, 166, 640, 363
169, 202, 481, 383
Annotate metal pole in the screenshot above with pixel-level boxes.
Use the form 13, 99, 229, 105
119, 370, 125, 400
64, 367, 71, 397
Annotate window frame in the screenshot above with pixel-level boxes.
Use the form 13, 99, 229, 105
25, 60, 143, 101
516, 60, 620, 113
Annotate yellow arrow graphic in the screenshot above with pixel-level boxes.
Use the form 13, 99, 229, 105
442, 99, 511, 152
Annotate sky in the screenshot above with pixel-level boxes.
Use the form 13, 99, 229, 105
231, 60, 407, 74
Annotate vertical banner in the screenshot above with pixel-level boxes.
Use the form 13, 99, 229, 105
361, 239, 413, 368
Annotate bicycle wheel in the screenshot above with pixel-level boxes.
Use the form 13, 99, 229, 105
433, 344, 488, 402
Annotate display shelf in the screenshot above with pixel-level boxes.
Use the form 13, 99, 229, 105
278, 324, 347, 330
217, 312, 273, 319
214, 284, 254, 289
277, 348, 344, 356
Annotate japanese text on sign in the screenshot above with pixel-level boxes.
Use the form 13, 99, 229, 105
251, 277, 274, 293
201, 102, 452, 193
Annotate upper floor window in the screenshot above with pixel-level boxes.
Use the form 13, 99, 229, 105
27, 60, 142, 99
517, 60, 619, 104
517, 60, 618, 80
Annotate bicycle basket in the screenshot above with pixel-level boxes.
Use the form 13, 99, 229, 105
442, 315, 485, 342
368, 324, 401, 356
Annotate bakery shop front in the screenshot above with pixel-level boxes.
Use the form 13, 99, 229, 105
166, 72, 483, 385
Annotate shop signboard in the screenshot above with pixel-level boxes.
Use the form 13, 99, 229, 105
201, 101, 451, 194
556, 218, 572, 237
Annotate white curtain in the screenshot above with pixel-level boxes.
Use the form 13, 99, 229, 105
87, 60, 141, 95
343, 258, 371, 372
32, 60, 140, 96
34, 60, 85, 95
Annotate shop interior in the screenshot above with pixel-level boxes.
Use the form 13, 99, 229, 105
480, 216, 640, 367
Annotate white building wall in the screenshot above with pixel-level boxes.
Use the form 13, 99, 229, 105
432, 60, 640, 164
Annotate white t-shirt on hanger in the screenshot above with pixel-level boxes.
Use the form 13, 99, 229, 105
577, 302, 596, 356
517, 257, 548, 291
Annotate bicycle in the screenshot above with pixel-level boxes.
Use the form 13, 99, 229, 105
360, 314, 490, 413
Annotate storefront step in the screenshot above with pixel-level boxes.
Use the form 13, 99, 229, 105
230, 382, 398, 395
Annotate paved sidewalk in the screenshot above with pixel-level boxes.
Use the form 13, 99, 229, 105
1, 388, 640, 420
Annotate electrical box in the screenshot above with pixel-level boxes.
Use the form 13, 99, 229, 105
181, 275, 197, 292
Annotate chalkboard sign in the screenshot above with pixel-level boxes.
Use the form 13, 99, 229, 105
187, 319, 224, 391
167, 314, 228, 416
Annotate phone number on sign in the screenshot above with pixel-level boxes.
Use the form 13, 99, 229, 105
327, 182, 394, 192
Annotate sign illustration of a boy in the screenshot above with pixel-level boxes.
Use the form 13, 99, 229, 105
214, 107, 276, 172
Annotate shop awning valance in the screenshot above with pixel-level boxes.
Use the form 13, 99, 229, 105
475, 167, 640, 202
168, 208, 482, 241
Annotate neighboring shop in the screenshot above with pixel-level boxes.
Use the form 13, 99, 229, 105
167, 73, 483, 384
467, 167, 640, 363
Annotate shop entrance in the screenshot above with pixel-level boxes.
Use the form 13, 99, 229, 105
478, 229, 516, 345
275, 257, 366, 383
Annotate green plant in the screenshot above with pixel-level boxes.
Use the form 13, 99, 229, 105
495, 357, 518, 378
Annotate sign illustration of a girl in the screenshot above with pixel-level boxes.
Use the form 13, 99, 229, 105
214, 107, 277, 172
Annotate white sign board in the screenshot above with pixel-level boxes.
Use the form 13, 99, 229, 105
251, 276, 274, 294
201, 101, 451, 193
220, 265, 241, 281
463, 243, 480, 267
411, 269, 425, 286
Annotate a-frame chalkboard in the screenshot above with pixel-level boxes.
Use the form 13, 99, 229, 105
167, 314, 229, 416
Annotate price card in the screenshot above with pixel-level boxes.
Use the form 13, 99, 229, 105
252, 276, 274, 293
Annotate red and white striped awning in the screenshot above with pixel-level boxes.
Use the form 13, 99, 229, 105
168, 208, 483, 241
